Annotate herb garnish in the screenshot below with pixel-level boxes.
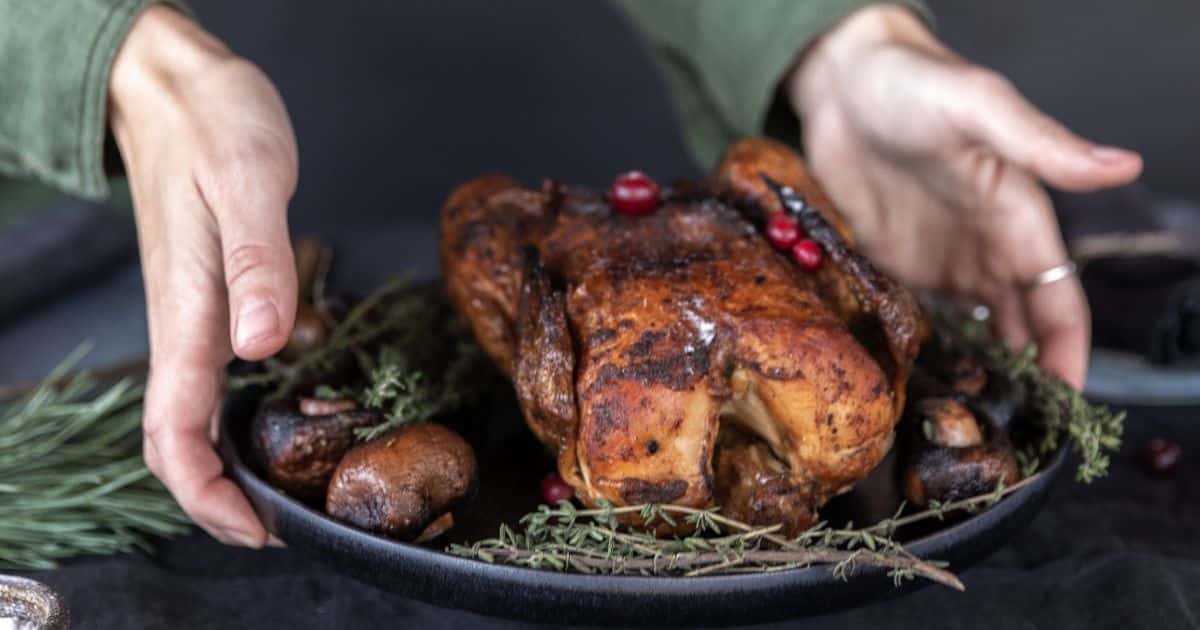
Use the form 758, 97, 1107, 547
0, 345, 189, 570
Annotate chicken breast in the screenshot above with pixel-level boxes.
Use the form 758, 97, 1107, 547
440, 138, 927, 534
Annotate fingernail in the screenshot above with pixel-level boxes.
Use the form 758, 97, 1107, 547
221, 527, 262, 548
1091, 146, 1133, 163
235, 300, 280, 349
267, 534, 287, 548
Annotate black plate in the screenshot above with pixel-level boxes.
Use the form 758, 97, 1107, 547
218, 386, 1067, 627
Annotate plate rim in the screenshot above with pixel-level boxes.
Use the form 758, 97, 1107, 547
218, 387, 1068, 615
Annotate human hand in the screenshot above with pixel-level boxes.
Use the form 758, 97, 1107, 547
786, 5, 1142, 389
109, 6, 298, 546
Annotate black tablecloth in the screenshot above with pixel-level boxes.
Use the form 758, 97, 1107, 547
21, 404, 1198, 629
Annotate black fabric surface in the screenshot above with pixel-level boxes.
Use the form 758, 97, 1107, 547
22, 405, 1198, 629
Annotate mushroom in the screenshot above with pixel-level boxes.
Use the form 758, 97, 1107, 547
917, 398, 983, 448
251, 398, 383, 500
280, 303, 331, 361
326, 423, 477, 540
901, 396, 1020, 506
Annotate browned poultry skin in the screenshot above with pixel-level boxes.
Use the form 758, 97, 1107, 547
440, 138, 927, 535
713, 426, 815, 535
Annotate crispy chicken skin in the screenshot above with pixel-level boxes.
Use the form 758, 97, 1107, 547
440, 138, 928, 534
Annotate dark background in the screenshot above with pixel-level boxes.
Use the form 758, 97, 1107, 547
3, 1, 1199, 628
4, 0, 1200, 379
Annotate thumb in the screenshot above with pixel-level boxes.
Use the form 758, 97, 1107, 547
947, 68, 1142, 192
206, 166, 297, 361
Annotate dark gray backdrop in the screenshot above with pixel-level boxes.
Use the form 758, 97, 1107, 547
5, 0, 1199, 381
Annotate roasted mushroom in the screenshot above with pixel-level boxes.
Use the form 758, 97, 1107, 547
901, 396, 1020, 506
251, 398, 383, 500
281, 303, 331, 361
326, 423, 477, 540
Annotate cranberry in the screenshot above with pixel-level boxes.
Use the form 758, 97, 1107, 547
765, 213, 800, 250
790, 238, 823, 271
608, 171, 660, 216
541, 472, 574, 504
1145, 438, 1182, 475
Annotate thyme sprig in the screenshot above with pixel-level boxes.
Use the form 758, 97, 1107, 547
450, 472, 1040, 586
932, 303, 1125, 482
227, 278, 490, 441
351, 339, 483, 441
227, 276, 415, 396
1004, 344, 1123, 482
0, 345, 189, 570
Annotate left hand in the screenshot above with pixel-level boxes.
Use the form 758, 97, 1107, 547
110, 6, 298, 547
786, 5, 1142, 389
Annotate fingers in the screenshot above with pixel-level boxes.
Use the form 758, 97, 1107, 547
143, 359, 270, 547
987, 290, 1032, 352
1025, 276, 1090, 390
947, 68, 1142, 192
974, 167, 1091, 389
137, 208, 270, 546
200, 141, 298, 362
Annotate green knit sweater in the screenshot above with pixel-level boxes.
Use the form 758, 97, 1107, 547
0, 1, 927, 223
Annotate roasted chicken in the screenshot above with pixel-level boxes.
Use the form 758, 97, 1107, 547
440, 138, 928, 535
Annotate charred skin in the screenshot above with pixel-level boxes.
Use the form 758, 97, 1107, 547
713, 138, 928, 417
513, 248, 582, 487
440, 138, 928, 535
251, 399, 384, 500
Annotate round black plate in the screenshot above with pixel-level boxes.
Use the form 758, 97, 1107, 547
218, 386, 1067, 627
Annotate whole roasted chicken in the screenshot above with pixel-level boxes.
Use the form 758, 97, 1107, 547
440, 138, 929, 535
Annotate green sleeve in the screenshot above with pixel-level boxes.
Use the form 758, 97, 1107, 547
0, 0, 187, 201
613, 0, 931, 169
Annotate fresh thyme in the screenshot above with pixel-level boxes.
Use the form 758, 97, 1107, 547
450, 474, 1040, 586
351, 338, 483, 441
0, 345, 190, 570
226, 276, 415, 396
228, 278, 491, 441
931, 304, 1125, 482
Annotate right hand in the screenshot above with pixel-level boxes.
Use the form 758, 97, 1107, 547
786, 5, 1142, 389
109, 6, 299, 547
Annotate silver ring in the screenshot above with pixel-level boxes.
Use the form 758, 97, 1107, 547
1021, 261, 1077, 290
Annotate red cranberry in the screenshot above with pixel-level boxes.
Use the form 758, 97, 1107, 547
765, 213, 800, 250
608, 171, 660, 216
541, 472, 574, 504
790, 238, 823, 271
1145, 438, 1181, 475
